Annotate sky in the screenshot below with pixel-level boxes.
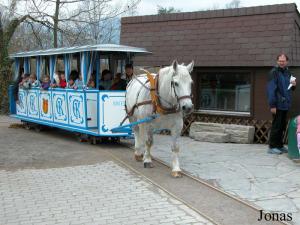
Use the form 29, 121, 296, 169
134, 0, 300, 15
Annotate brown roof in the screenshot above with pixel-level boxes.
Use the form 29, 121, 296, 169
120, 3, 300, 67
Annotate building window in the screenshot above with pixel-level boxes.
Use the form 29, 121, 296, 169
199, 72, 251, 112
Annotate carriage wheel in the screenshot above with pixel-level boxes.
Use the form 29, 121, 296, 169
78, 133, 89, 142
24, 122, 31, 130
34, 125, 42, 132
111, 137, 120, 143
89, 136, 97, 145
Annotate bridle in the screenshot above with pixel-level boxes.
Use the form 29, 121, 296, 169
123, 68, 192, 123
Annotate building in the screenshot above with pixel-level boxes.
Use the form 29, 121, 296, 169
120, 3, 300, 143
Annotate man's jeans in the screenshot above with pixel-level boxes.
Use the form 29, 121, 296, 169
269, 110, 288, 148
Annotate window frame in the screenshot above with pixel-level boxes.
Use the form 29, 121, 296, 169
193, 68, 254, 117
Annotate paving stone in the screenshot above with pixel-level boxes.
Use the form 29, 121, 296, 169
149, 134, 300, 224
0, 161, 209, 225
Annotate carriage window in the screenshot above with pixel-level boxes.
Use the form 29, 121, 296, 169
199, 72, 251, 112
116, 59, 125, 74
44, 58, 50, 77
56, 57, 64, 72
100, 58, 110, 72
30, 58, 36, 75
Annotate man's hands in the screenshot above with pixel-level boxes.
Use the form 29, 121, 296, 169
291, 80, 297, 86
270, 108, 277, 114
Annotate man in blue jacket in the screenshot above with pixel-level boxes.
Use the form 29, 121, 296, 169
267, 54, 296, 154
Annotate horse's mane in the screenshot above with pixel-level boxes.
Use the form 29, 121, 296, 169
159, 64, 192, 81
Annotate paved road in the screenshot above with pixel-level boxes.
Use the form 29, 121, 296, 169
149, 135, 300, 225
0, 117, 211, 225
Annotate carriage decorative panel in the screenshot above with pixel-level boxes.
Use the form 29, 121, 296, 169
52, 91, 68, 124
68, 92, 86, 128
86, 92, 98, 128
99, 91, 127, 135
27, 90, 39, 119
16, 89, 27, 116
39, 91, 53, 121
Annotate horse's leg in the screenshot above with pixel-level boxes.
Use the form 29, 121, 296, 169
143, 126, 154, 168
170, 130, 182, 178
134, 125, 143, 162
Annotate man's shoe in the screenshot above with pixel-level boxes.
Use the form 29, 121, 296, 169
268, 148, 283, 154
279, 146, 288, 153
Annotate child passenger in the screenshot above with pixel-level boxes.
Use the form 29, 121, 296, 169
41, 76, 51, 90
29, 74, 40, 87
59, 73, 67, 88
74, 74, 84, 89
20, 74, 31, 89
87, 76, 95, 89
99, 69, 112, 90
67, 78, 76, 89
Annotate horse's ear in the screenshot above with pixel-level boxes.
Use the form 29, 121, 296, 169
172, 60, 178, 72
186, 61, 194, 73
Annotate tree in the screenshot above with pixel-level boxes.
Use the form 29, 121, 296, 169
67, 0, 139, 45
226, 0, 241, 9
157, 5, 181, 14
26, 0, 140, 48
0, 0, 32, 113
0, 0, 140, 113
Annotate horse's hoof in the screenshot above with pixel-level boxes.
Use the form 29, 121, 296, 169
171, 171, 182, 178
144, 162, 154, 168
134, 154, 143, 162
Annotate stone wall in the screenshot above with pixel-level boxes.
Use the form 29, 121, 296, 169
189, 122, 255, 144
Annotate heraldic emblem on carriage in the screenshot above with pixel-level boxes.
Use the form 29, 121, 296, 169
42, 98, 48, 114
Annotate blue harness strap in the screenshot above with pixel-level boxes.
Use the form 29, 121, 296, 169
110, 114, 159, 134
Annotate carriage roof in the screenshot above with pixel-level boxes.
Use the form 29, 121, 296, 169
10, 44, 150, 58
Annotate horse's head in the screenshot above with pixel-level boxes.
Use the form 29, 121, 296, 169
170, 60, 194, 115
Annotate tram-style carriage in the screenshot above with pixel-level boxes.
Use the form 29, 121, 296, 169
8, 44, 150, 140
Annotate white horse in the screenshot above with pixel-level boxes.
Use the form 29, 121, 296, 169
125, 60, 194, 177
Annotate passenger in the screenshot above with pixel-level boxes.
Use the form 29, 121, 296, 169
18, 73, 24, 87
41, 75, 51, 90
70, 70, 79, 81
14, 74, 23, 104
29, 74, 40, 88
125, 63, 134, 83
110, 73, 127, 90
87, 76, 96, 89
20, 74, 31, 89
51, 71, 61, 88
74, 74, 84, 89
14, 68, 24, 103
59, 73, 67, 88
67, 78, 76, 89
99, 69, 112, 90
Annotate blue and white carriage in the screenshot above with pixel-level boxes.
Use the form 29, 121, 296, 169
9, 44, 150, 141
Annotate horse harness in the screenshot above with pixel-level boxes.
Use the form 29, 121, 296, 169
123, 69, 192, 124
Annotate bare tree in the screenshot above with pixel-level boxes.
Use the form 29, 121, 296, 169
226, 0, 241, 9
26, 0, 140, 47
68, 0, 140, 45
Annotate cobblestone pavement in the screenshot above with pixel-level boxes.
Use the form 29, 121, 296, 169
150, 135, 300, 225
0, 161, 212, 225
